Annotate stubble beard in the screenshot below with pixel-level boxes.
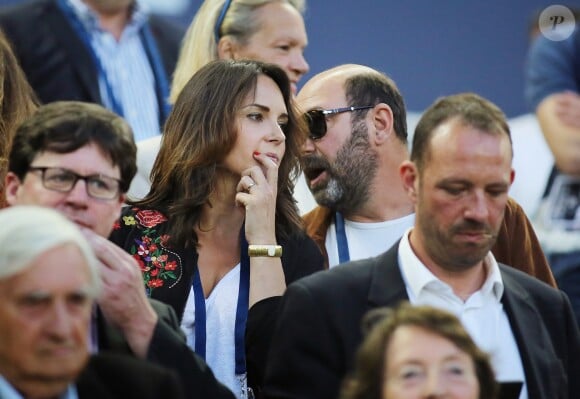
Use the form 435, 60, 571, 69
417, 205, 498, 272
311, 120, 379, 215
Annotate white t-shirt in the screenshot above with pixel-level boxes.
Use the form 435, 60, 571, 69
127, 135, 161, 200
325, 213, 415, 268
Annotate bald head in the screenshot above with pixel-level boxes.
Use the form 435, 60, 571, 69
298, 64, 407, 143
298, 64, 409, 215
300, 64, 379, 92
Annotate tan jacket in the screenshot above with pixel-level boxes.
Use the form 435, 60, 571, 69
303, 197, 556, 287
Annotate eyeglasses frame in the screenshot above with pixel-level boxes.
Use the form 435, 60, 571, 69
27, 166, 122, 200
306, 105, 375, 140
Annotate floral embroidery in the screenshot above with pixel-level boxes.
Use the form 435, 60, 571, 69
127, 209, 180, 295
160, 234, 171, 247
134, 209, 167, 228
122, 216, 136, 226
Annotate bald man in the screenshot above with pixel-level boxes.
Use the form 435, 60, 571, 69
296, 64, 553, 284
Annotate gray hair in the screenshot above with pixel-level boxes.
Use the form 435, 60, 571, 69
0, 206, 101, 296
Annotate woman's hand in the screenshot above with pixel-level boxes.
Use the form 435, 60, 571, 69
235, 151, 278, 245
235, 152, 286, 307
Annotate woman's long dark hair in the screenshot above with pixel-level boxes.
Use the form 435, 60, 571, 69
131, 59, 306, 248
0, 28, 39, 208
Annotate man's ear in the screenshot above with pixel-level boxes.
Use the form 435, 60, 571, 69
399, 160, 418, 203
217, 36, 236, 60
371, 103, 394, 146
4, 171, 22, 206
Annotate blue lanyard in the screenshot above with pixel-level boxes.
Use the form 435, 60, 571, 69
335, 212, 350, 264
56, 0, 170, 122
192, 230, 250, 375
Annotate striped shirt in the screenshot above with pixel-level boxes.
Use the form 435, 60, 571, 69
67, 0, 161, 141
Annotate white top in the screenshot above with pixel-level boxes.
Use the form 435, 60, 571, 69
127, 135, 161, 200
398, 229, 528, 399
326, 213, 415, 268
181, 264, 245, 398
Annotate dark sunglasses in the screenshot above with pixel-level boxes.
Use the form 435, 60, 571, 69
305, 106, 374, 140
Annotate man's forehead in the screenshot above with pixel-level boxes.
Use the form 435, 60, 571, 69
32, 145, 119, 174
430, 118, 511, 149
0, 255, 92, 296
10, 287, 91, 301
297, 75, 347, 111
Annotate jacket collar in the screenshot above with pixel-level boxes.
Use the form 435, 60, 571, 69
367, 240, 408, 306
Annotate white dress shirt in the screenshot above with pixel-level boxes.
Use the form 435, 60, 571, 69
398, 228, 528, 399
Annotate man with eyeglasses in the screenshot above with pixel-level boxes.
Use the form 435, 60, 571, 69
4, 101, 234, 399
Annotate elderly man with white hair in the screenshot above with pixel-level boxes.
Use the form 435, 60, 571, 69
0, 206, 185, 399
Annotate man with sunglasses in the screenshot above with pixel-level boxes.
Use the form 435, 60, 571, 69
4, 101, 234, 399
296, 64, 554, 287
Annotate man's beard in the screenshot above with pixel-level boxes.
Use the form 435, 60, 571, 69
302, 120, 379, 215
417, 196, 498, 272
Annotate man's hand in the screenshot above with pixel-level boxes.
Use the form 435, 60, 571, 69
81, 228, 158, 358
554, 91, 580, 129
537, 92, 580, 175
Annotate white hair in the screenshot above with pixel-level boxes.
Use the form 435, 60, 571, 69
0, 206, 101, 296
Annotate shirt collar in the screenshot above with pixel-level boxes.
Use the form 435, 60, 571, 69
66, 0, 148, 33
398, 228, 504, 301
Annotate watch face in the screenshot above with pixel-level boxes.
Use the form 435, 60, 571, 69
267, 247, 275, 256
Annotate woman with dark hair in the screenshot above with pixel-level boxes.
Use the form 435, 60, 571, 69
110, 59, 323, 398
0, 28, 38, 208
341, 304, 498, 399
129, 0, 311, 203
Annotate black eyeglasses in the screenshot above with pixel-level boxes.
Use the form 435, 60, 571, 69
305, 106, 374, 140
28, 167, 122, 200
